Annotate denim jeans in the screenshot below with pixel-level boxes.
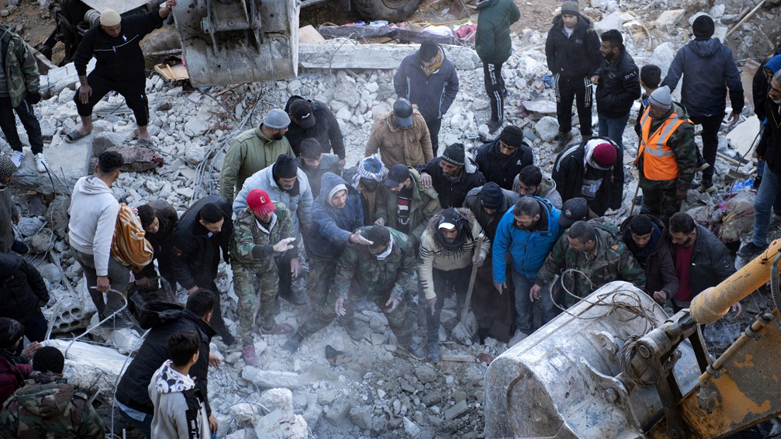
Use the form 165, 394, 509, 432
117, 405, 152, 439
752, 165, 781, 247
511, 270, 535, 334
597, 112, 630, 150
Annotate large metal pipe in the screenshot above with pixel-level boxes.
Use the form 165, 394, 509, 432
690, 239, 781, 325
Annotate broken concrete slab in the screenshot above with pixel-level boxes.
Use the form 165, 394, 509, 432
46, 339, 128, 401
298, 43, 481, 71
11, 139, 92, 195
521, 100, 556, 115
39, 59, 96, 99
726, 115, 760, 158
653, 9, 686, 28
259, 388, 294, 413
324, 399, 353, 426
444, 400, 468, 421
242, 367, 307, 389
594, 12, 623, 33
253, 409, 308, 439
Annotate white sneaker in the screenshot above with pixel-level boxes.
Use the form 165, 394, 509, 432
508, 329, 529, 348
10, 150, 25, 168
34, 153, 48, 173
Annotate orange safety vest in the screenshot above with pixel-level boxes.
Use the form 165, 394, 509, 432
635, 107, 689, 181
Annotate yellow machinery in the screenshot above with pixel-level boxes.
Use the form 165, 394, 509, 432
484, 239, 781, 439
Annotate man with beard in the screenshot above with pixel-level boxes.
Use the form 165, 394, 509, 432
343, 155, 388, 226
233, 155, 313, 305
634, 85, 697, 223
283, 172, 372, 352
620, 214, 678, 305
418, 208, 490, 362
493, 196, 562, 344
474, 125, 534, 190
545, 0, 601, 152
593, 29, 640, 207
419, 143, 486, 208
295, 138, 343, 198
669, 212, 740, 315
513, 165, 563, 209
462, 183, 519, 342
553, 137, 621, 215
135, 200, 179, 291
220, 109, 294, 203
365, 98, 433, 169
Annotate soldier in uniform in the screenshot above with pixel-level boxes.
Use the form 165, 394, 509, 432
531, 220, 646, 318
282, 226, 426, 359
231, 189, 298, 366
0, 346, 105, 439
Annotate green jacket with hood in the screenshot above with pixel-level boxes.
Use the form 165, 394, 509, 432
475, 0, 521, 65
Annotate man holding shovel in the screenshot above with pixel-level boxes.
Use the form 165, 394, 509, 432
418, 208, 490, 362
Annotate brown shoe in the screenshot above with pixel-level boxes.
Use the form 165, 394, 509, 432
242, 345, 260, 366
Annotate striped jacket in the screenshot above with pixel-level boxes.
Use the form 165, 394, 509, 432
112, 204, 154, 273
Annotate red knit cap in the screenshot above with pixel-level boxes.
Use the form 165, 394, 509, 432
592, 142, 617, 167
247, 189, 276, 216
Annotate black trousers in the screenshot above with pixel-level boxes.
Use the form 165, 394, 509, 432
555, 75, 593, 136
424, 266, 472, 338
426, 118, 442, 156
0, 96, 43, 154
690, 113, 723, 182
74, 72, 149, 126
483, 62, 505, 123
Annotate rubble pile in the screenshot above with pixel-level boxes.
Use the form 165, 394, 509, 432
2, 0, 779, 437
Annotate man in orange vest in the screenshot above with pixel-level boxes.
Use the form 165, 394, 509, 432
635, 86, 697, 223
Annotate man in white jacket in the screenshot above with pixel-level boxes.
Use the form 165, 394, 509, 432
149, 330, 210, 439
68, 151, 129, 324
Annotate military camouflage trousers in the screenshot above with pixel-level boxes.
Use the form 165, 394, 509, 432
306, 255, 338, 307
640, 178, 680, 224
299, 282, 414, 344
233, 262, 279, 346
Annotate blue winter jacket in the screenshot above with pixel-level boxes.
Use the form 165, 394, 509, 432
492, 197, 562, 282
307, 172, 365, 260
662, 38, 744, 118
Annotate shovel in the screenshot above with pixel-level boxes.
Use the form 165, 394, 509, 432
451, 237, 484, 344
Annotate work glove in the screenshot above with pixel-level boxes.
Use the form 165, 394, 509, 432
26, 92, 41, 105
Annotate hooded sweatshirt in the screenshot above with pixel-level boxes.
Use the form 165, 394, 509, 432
68, 176, 120, 276
149, 360, 209, 439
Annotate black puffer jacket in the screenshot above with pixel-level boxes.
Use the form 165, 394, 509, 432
757, 98, 781, 174
171, 196, 233, 291
72, 8, 164, 81
552, 137, 622, 215
545, 14, 601, 79
474, 138, 533, 190
669, 224, 735, 297
115, 304, 215, 416
595, 48, 641, 118
419, 157, 486, 208
0, 253, 48, 325
284, 96, 346, 160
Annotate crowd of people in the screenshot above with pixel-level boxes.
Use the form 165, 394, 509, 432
0, 0, 777, 437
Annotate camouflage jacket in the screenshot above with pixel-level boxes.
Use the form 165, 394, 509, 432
334, 227, 417, 300
636, 103, 697, 191
535, 220, 646, 301
0, 25, 40, 108
0, 373, 105, 439
230, 202, 296, 267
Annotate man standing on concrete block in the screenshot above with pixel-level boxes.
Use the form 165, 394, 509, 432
475, 0, 520, 133
493, 197, 561, 344
545, 0, 601, 152
0, 23, 47, 173
135, 200, 178, 291
220, 109, 294, 204
594, 29, 640, 206
738, 70, 781, 258
662, 15, 744, 193
419, 143, 486, 209
171, 196, 235, 346
375, 164, 441, 250
418, 208, 490, 362
284, 226, 426, 359
116, 289, 219, 439
668, 212, 740, 315
68, 151, 132, 327
65, 1, 177, 145
474, 125, 533, 190
635, 86, 697, 224
232, 189, 297, 366
513, 165, 563, 209
365, 98, 433, 169
295, 138, 343, 198
284, 95, 346, 165
394, 40, 460, 156
552, 137, 621, 215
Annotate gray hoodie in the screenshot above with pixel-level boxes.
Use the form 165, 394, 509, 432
149, 360, 209, 439
512, 174, 563, 209
67, 176, 119, 276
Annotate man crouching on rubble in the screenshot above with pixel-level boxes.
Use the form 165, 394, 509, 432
115, 289, 219, 439
283, 225, 426, 359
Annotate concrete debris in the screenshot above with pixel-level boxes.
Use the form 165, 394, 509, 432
259, 388, 295, 413
534, 116, 561, 142
242, 367, 306, 389
444, 400, 469, 421
403, 416, 422, 438
594, 11, 624, 33
298, 43, 481, 71
230, 403, 257, 423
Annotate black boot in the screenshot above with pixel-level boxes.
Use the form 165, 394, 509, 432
283, 332, 304, 354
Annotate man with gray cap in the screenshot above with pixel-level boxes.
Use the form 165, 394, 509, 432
662, 14, 744, 193
365, 98, 433, 169
66, 0, 177, 145
0, 155, 20, 254
634, 85, 697, 224
220, 109, 294, 203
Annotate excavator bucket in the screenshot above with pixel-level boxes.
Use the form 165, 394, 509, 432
171, 0, 299, 86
